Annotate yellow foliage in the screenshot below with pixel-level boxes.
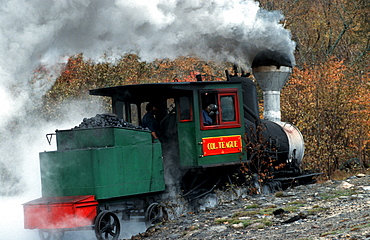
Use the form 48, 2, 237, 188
281, 57, 370, 177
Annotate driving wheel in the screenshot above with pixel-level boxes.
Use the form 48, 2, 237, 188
94, 211, 121, 240
145, 203, 167, 227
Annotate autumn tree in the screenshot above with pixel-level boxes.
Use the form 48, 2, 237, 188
259, 0, 369, 68
281, 58, 369, 177
40, 54, 232, 121
257, 0, 369, 177
152, 57, 230, 82
348, 67, 370, 164
41, 53, 155, 119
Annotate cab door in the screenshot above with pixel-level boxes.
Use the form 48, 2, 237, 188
177, 94, 198, 167
197, 88, 245, 166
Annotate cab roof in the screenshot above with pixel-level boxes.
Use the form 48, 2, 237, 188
89, 80, 242, 102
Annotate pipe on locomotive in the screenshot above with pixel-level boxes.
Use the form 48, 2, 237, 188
252, 50, 292, 122
251, 50, 305, 168
253, 66, 291, 122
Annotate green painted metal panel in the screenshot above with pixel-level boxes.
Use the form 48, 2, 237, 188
92, 144, 164, 199
177, 122, 197, 167
40, 149, 96, 197
177, 83, 247, 167
41, 128, 164, 200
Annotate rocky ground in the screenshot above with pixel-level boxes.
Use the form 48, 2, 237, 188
127, 173, 370, 240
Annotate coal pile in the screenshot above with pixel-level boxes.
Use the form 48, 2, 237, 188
74, 114, 144, 130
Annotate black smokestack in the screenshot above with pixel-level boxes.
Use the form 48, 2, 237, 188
252, 49, 293, 69
252, 50, 293, 122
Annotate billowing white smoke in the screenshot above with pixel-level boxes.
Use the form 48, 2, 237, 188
0, 0, 295, 239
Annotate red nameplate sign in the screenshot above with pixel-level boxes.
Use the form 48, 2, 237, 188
202, 135, 242, 156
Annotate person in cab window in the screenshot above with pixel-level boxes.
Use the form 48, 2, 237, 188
202, 104, 218, 125
142, 102, 159, 140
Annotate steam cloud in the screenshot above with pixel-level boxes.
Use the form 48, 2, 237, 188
0, 0, 295, 239
0, 0, 296, 129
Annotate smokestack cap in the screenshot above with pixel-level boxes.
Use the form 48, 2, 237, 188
252, 50, 293, 91
252, 50, 293, 69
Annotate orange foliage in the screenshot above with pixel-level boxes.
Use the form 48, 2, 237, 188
152, 57, 228, 82
41, 54, 231, 120
282, 57, 370, 177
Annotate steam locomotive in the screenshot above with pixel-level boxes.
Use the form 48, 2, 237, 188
23, 51, 311, 240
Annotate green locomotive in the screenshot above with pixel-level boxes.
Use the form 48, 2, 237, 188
24, 52, 307, 240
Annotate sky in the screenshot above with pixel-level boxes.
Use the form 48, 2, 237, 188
0, 0, 295, 239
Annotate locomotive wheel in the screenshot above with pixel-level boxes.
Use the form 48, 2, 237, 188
38, 229, 64, 240
94, 211, 121, 240
145, 203, 167, 227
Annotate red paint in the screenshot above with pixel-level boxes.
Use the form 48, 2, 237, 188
202, 135, 242, 156
23, 195, 98, 229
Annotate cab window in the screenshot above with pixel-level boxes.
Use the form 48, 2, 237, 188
179, 96, 192, 122
220, 94, 236, 122
200, 89, 240, 130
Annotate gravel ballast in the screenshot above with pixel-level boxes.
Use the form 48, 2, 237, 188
129, 174, 370, 240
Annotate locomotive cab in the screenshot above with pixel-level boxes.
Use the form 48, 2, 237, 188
90, 81, 247, 166
90, 80, 249, 196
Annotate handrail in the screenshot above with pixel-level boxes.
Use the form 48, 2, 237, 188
46, 133, 56, 145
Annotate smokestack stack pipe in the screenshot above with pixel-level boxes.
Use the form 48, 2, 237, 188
252, 50, 293, 122
253, 65, 291, 122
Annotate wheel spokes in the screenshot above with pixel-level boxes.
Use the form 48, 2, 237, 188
94, 211, 120, 240
145, 203, 167, 227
